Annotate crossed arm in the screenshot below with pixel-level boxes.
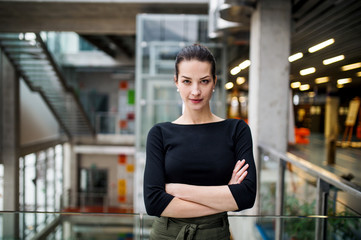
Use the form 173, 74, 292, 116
160, 160, 249, 218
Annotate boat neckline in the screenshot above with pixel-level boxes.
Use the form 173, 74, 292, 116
168, 119, 229, 126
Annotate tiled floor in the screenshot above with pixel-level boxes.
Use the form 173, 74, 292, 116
288, 133, 361, 187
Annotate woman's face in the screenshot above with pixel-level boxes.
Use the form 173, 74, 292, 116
175, 60, 216, 111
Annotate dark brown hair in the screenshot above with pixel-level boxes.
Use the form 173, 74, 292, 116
175, 44, 216, 82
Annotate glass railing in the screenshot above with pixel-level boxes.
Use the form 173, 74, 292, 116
0, 212, 360, 240
258, 143, 361, 239
258, 143, 361, 216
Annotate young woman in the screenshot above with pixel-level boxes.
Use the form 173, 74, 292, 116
143, 44, 257, 240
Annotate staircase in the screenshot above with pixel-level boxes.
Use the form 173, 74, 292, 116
0, 33, 95, 138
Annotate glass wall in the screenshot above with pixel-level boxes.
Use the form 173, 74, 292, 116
19, 144, 64, 239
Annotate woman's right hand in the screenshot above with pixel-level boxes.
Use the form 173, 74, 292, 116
228, 159, 249, 184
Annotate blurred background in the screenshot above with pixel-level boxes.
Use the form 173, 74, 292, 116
0, 0, 360, 239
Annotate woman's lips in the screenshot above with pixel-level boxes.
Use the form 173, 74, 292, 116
190, 99, 203, 104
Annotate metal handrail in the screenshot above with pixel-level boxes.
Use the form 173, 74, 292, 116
258, 142, 361, 240
258, 142, 361, 199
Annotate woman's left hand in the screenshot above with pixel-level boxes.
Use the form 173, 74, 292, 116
228, 159, 249, 184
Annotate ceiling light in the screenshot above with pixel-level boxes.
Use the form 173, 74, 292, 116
300, 67, 316, 76
236, 77, 246, 85
357, 71, 361, 77
308, 38, 335, 53
291, 82, 301, 88
341, 62, 361, 71
315, 77, 329, 84
239, 60, 251, 69
337, 84, 344, 88
323, 55, 344, 65
230, 66, 241, 75
288, 52, 303, 62
230, 60, 251, 76
299, 84, 310, 91
225, 82, 234, 90
337, 78, 352, 85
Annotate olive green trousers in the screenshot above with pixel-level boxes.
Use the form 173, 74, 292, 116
149, 212, 230, 240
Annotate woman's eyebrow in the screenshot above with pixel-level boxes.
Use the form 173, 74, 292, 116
200, 75, 211, 79
180, 75, 191, 79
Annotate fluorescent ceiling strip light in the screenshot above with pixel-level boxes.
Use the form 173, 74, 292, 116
290, 82, 301, 88
288, 52, 303, 62
230, 66, 241, 75
308, 38, 335, 53
323, 55, 344, 65
341, 62, 361, 71
299, 84, 310, 91
337, 84, 344, 88
239, 60, 251, 69
337, 78, 352, 85
225, 82, 234, 90
315, 77, 329, 84
300, 67, 316, 76
236, 77, 246, 85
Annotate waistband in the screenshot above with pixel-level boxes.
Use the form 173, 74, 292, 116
159, 212, 228, 240
167, 212, 227, 226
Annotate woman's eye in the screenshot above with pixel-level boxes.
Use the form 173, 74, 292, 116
183, 80, 191, 84
201, 80, 210, 84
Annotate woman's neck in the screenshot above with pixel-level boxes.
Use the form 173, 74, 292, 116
175, 108, 222, 125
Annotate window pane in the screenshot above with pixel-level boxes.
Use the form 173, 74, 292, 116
36, 151, 46, 227
47, 148, 55, 212
55, 144, 63, 211
24, 154, 36, 210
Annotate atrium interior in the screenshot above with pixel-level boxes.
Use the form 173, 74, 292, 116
0, 0, 360, 239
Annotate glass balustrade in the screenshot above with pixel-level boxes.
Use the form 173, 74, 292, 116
0, 212, 360, 240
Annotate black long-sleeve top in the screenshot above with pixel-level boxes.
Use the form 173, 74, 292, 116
143, 119, 257, 217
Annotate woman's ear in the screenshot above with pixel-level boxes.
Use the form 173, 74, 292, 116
174, 75, 178, 85
214, 76, 218, 86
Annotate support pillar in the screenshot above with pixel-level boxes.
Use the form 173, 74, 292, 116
324, 87, 339, 165
248, 0, 291, 214
1, 48, 20, 237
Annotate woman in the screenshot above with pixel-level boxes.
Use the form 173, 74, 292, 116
143, 44, 257, 240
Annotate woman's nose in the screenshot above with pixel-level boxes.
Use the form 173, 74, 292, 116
191, 85, 201, 96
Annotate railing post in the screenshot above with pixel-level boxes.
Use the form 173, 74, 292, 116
139, 213, 144, 240
275, 159, 286, 240
257, 146, 263, 215
315, 178, 330, 240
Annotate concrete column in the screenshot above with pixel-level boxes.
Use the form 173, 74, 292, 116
1, 49, 20, 237
324, 87, 339, 165
63, 142, 77, 208
248, 0, 291, 213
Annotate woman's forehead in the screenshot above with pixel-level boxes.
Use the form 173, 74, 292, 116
178, 60, 212, 72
